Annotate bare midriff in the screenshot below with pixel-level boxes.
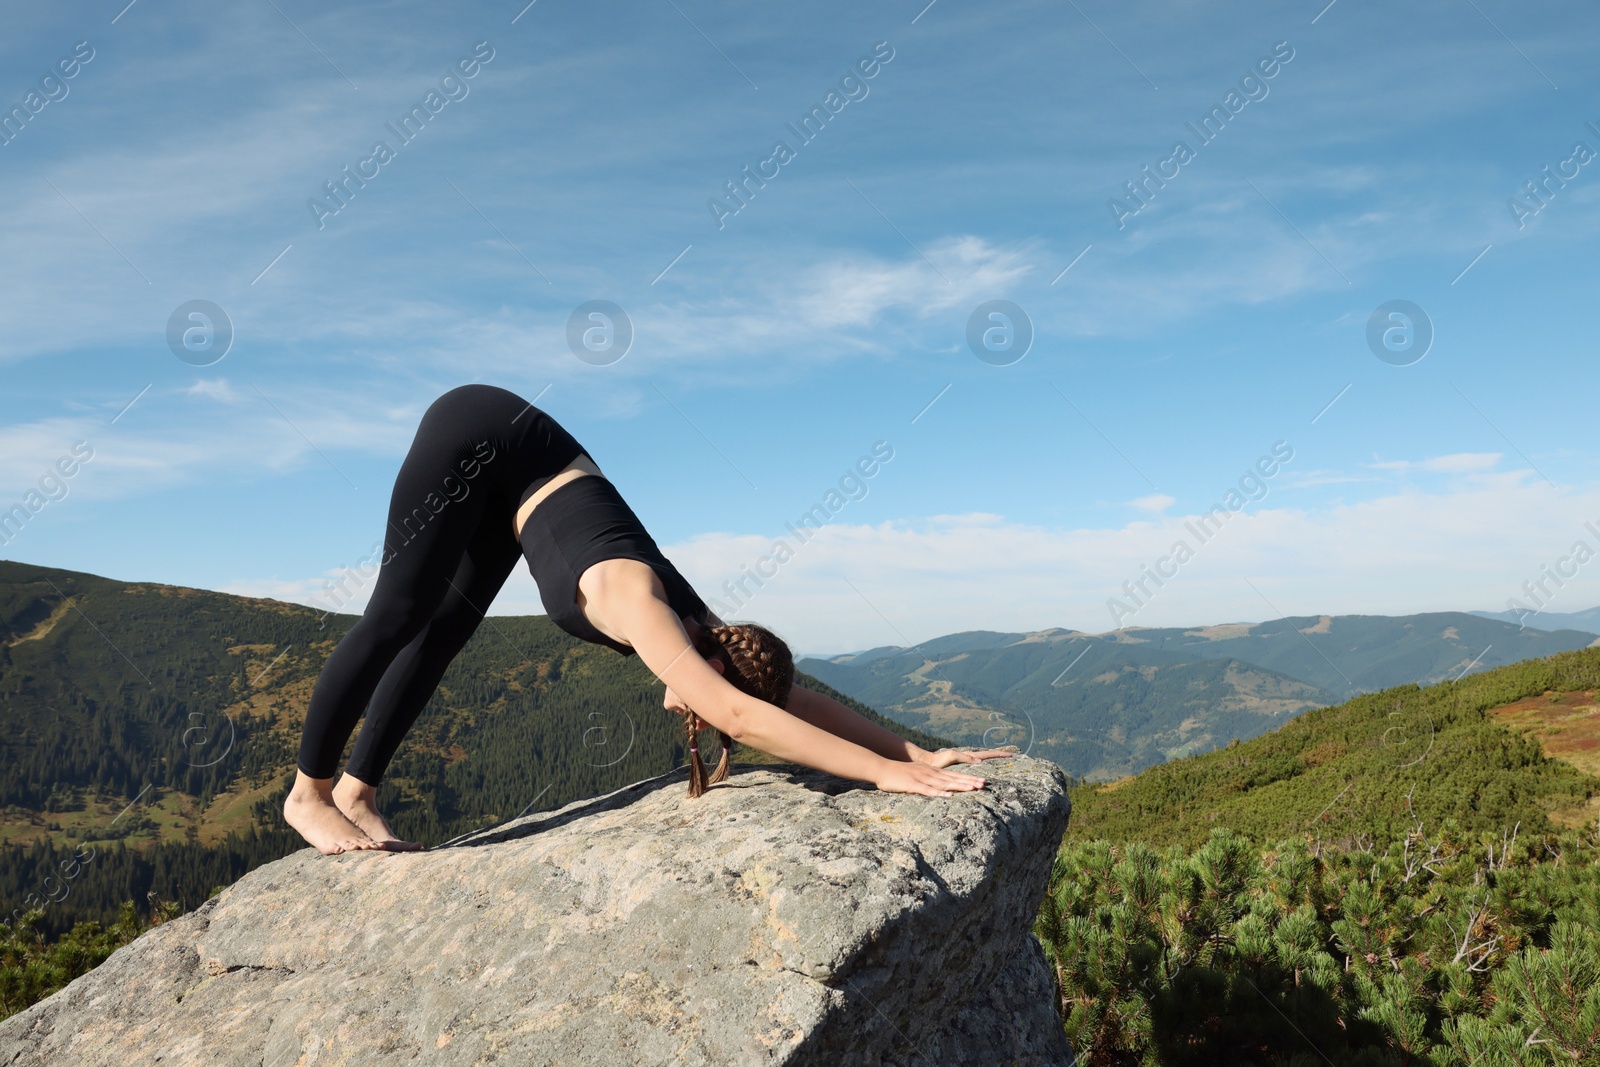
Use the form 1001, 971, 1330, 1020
512, 453, 603, 539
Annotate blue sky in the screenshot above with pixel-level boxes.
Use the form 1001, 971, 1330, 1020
2, 0, 1598, 654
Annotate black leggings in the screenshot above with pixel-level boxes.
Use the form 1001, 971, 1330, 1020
297, 385, 584, 784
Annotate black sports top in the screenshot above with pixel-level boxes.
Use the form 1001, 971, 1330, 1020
517, 475, 708, 656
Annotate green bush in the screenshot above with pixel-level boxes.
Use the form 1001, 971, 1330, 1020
0, 896, 178, 1021
1036, 826, 1600, 1065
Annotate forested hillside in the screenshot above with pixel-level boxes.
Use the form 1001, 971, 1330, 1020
0, 561, 948, 938
802, 634, 1333, 779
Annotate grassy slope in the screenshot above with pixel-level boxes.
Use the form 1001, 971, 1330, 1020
1066, 645, 1600, 850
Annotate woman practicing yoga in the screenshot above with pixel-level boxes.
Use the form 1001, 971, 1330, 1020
285, 384, 1010, 855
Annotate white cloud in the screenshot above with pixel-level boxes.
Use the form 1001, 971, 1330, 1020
1282, 468, 1384, 489
0, 418, 97, 492
0, 384, 419, 500
184, 379, 243, 403
1130, 493, 1175, 513
924, 512, 1007, 526
1369, 452, 1503, 474
785, 235, 1038, 330
656, 472, 1600, 654
629, 235, 1042, 369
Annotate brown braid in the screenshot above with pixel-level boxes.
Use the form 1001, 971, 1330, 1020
681, 622, 794, 798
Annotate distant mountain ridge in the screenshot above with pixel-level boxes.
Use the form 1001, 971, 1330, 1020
1470, 605, 1600, 634
801, 612, 1599, 780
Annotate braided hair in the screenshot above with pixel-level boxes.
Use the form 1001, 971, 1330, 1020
680, 622, 794, 797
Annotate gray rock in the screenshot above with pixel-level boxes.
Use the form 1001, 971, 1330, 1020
0, 757, 1074, 1066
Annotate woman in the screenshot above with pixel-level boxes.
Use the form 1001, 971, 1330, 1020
285, 384, 1008, 855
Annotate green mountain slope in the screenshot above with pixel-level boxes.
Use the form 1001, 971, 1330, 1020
1066, 645, 1600, 849
811, 646, 1331, 780
1037, 647, 1600, 1064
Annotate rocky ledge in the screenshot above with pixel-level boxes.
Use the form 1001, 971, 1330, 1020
1, 756, 1074, 1066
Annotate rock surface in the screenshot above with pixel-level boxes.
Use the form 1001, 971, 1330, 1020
0, 756, 1075, 1066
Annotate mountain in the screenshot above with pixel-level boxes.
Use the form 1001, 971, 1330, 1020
800, 613, 1599, 781
802, 630, 1334, 781
1065, 643, 1600, 849
1471, 604, 1600, 633
0, 560, 948, 934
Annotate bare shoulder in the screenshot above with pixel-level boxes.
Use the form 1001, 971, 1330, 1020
577, 557, 664, 607
576, 558, 675, 647
589, 567, 740, 719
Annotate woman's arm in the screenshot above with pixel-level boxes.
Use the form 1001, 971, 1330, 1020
787, 685, 1020, 767
699, 607, 920, 759
619, 581, 985, 795
785, 685, 924, 761
703, 607, 1014, 769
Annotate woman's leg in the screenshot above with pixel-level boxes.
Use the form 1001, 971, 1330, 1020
331, 516, 521, 845
344, 523, 521, 783
297, 480, 494, 772
288, 392, 503, 853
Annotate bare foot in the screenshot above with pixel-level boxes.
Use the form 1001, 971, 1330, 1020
332, 774, 423, 852
284, 788, 385, 855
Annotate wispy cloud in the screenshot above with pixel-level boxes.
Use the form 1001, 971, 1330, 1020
1130, 493, 1175, 513
1369, 452, 1503, 474
657, 472, 1600, 652
0, 383, 417, 499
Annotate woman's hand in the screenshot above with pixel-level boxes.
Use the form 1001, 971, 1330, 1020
873, 759, 988, 797
911, 745, 1019, 769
